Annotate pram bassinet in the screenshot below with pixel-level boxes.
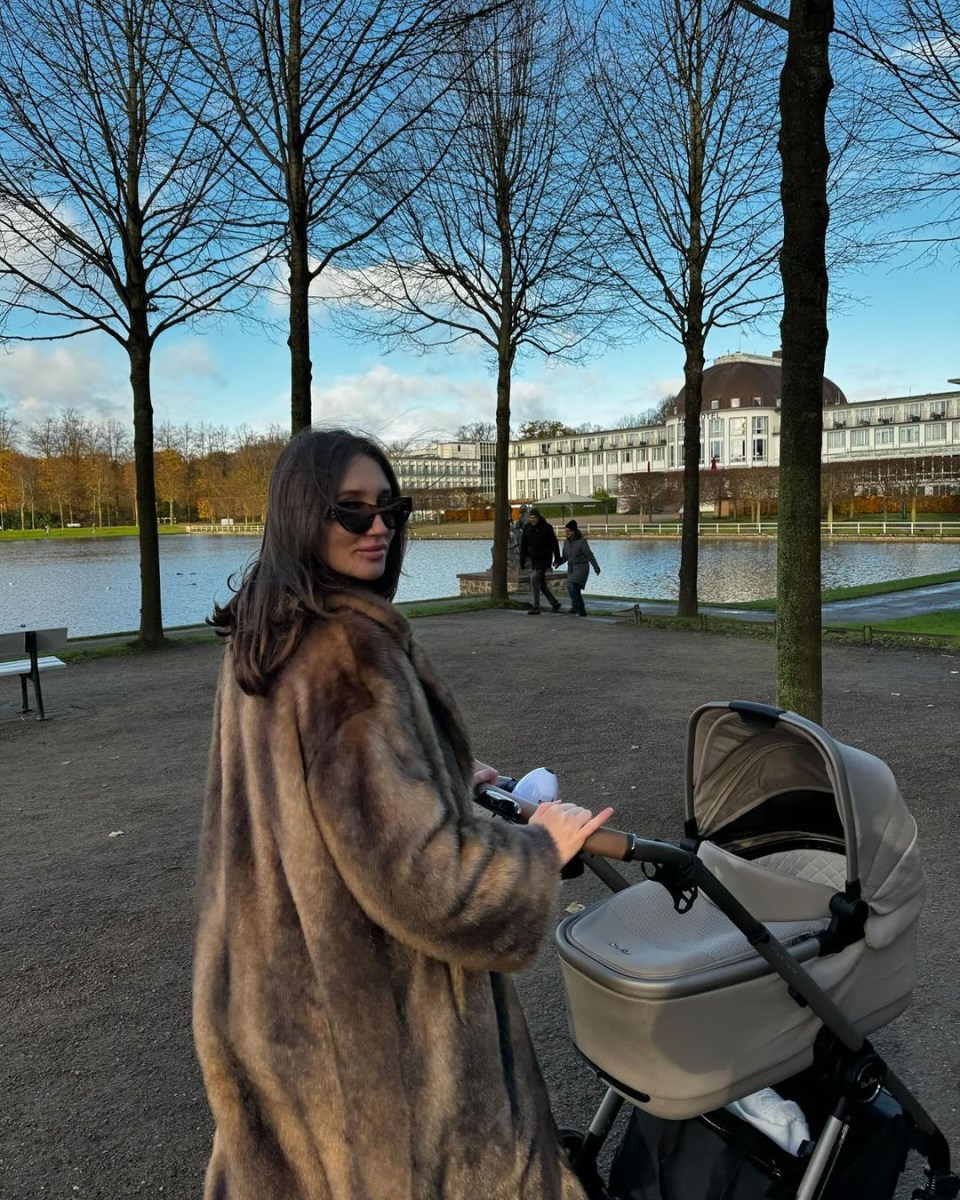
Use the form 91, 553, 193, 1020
556, 701, 926, 1120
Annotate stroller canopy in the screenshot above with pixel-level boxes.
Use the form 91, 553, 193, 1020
685, 703, 925, 949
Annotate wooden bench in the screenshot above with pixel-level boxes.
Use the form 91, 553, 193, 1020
0, 627, 68, 720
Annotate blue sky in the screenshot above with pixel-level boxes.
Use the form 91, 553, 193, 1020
0, 249, 956, 445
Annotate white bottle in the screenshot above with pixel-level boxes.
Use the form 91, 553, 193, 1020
511, 767, 559, 804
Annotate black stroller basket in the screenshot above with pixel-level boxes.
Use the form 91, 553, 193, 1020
475, 701, 958, 1200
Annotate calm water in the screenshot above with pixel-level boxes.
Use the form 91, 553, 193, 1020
0, 535, 957, 638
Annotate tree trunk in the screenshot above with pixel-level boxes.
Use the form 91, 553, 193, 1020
288, 213, 312, 434
286, 4, 312, 434
491, 343, 513, 605
677, 331, 705, 617
129, 331, 165, 648
677, 55, 706, 619
775, 0, 833, 722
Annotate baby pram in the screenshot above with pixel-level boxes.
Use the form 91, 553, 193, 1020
475, 700, 958, 1200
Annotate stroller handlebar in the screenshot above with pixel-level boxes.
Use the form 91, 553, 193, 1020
474, 782, 639, 862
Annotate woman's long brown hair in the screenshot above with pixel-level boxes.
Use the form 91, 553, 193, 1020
209, 428, 407, 695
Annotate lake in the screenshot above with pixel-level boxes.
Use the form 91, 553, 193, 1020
1, 534, 958, 638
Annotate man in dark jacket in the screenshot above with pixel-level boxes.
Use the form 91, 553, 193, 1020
519, 508, 562, 614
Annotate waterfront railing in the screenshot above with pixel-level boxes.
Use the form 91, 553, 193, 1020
183, 520, 960, 539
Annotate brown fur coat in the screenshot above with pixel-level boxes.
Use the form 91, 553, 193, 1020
194, 589, 585, 1200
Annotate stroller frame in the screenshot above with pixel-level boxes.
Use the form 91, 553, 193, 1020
475, 700, 959, 1200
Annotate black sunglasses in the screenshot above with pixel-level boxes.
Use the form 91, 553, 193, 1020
325, 496, 413, 535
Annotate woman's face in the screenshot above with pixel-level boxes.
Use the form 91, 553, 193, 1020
325, 454, 395, 582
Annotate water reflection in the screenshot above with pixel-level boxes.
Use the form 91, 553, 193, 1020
0, 534, 957, 638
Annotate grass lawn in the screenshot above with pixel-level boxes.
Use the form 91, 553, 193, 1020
834, 610, 960, 636
729, 569, 960, 612
0, 525, 187, 540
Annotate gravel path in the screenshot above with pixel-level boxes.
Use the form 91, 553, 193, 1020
2, 612, 957, 1198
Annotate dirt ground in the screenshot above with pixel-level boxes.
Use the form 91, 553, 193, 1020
2, 612, 958, 1199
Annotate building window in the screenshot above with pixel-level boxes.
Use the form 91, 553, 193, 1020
907, 405, 922, 421
730, 397, 741, 408
878, 406, 894, 424
710, 438, 723, 463
827, 430, 846, 450
553, 478, 562, 493
899, 425, 919, 445
579, 455, 588, 467
875, 426, 894, 446
925, 422, 946, 442
953, 421, 960, 442
752, 415, 768, 461
622, 451, 632, 463
594, 453, 603, 466
851, 428, 869, 448
709, 417, 723, 437
540, 478, 549, 494
593, 475, 603, 492
606, 451, 618, 464
652, 445, 665, 461
710, 399, 720, 409
668, 445, 675, 468
729, 417, 746, 462
857, 409, 873, 426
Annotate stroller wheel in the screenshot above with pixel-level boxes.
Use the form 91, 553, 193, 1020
558, 1128, 610, 1200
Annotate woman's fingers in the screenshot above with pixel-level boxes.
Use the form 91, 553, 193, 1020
578, 806, 615, 840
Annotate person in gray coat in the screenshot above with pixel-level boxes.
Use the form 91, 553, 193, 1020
558, 520, 601, 616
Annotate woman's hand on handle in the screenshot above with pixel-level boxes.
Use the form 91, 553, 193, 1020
472, 760, 498, 789
529, 802, 616, 866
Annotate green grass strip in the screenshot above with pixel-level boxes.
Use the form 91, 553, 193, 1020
728, 569, 960, 612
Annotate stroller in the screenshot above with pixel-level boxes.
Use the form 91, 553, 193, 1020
475, 700, 958, 1200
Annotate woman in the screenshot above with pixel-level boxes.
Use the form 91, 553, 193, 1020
194, 428, 613, 1200
558, 520, 601, 617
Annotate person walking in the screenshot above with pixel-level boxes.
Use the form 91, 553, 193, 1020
194, 428, 613, 1200
519, 507, 562, 614
558, 519, 601, 617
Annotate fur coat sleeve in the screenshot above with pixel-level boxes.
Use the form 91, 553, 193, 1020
194, 590, 585, 1200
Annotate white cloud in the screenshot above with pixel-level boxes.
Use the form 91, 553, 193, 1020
0, 340, 129, 427
311, 363, 501, 441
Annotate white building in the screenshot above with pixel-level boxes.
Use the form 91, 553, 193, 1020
507, 353, 960, 505
393, 440, 496, 506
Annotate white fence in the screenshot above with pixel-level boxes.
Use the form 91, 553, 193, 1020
578, 520, 960, 538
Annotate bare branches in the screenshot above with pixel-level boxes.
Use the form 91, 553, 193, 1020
0, 0, 268, 350
591, 0, 784, 344
333, 0, 613, 363
839, 0, 960, 260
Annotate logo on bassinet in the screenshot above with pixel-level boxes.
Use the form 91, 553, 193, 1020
608, 942, 632, 955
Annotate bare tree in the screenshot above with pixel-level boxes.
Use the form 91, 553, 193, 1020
182, 0, 494, 433
335, 0, 612, 601
591, 0, 784, 618
0, 408, 20, 453
735, 0, 833, 721
618, 469, 668, 523
454, 421, 496, 441
0, 0, 265, 645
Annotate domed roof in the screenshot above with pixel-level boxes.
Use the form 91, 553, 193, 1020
669, 353, 847, 416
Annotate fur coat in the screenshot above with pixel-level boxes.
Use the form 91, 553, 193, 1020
194, 589, 585, 1200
